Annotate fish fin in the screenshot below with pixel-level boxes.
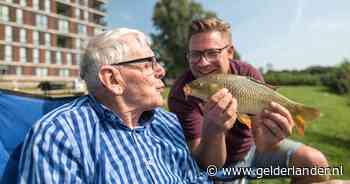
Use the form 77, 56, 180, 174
183, 85, 191, 101
265, 84, 279, 91
294, 115, 305, 136
292, 104, 320, 136
247, 77, 279, 91
238, 113, 252, 129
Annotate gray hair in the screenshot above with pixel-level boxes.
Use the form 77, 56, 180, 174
80, 28, 152, 94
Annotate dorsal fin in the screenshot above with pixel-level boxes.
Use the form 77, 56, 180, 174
246, 77, 279, 91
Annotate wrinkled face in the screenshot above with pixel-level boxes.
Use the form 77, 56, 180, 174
188, 31, 233, 78
117, 35, 166, 110
184, 79, 222, 101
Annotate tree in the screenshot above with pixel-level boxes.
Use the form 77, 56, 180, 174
152, 0, 216, 78
320, 58, 350, 94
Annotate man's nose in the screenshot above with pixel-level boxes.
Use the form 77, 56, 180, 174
197, 55, 211, 66
154, 63, 166, 79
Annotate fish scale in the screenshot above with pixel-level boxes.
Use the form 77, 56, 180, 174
184, 74, 321, 135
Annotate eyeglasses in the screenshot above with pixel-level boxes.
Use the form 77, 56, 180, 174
111, 56, 159, 76
187, 45, 231, 64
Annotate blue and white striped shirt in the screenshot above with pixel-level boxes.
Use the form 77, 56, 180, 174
17, 95, 212, 184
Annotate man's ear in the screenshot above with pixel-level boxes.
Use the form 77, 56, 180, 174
98, 65, 124, 95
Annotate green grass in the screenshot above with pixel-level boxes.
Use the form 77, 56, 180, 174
162, 85, 350, 183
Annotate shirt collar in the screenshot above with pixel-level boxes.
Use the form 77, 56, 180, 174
88, 94, 156, 130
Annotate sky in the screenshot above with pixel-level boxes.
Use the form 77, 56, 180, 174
105, 0, 350, 71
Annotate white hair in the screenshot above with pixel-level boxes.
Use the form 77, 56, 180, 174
80, 28, 152, 93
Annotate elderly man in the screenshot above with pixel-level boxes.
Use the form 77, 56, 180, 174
17, 28, 212, 183
168, 17, 329, 183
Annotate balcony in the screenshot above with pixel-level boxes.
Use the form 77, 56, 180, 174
56, 1, 73, 18
95, 0, 108, 4
90, 0, 107, 13
91, 14, 107, 26
56, 35, 73, 49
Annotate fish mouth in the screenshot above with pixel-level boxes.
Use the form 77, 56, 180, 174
183, 85, 192, 100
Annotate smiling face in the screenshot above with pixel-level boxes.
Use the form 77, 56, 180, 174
188, 31, 234, 78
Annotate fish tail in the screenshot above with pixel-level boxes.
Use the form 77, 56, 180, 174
292, 104, 320, 136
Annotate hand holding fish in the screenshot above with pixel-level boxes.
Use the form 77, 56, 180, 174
201, 88, 238, 135
252, 101, 295, 152
184, 74, 320, 136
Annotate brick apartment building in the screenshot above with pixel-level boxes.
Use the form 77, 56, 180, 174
0, 0, 107, 89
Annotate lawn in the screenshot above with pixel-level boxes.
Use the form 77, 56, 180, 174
162, 85, 350, 183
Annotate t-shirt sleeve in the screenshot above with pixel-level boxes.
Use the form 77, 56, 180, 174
249, 67, 264, 82
234, 61, 264, 82
168, 97, 203, 141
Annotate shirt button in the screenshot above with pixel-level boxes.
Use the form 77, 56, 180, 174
144, 159, 154, 166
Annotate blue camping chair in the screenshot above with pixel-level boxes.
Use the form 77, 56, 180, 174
0, 89, 253, 183
0, 89, 79, 183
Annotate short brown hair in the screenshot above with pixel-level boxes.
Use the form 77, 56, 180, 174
188, 17, 232, 44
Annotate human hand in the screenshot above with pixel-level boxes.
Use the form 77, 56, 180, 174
252, 101, 295, 152
202, 88, 238, 136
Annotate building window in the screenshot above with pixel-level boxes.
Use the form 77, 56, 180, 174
16, 9, 23, 24
33, 31, 39, 45
33, 0, 39, 10
58, 19, 69, 33
19, 0, 26, 7
5, 46, 12, 63
45, 0, 50, 12
45, 51, 51, 64
66, 53, 72, 65
59, 69, 69, 77
79, 0, 86, 6
84, 11, 88, 20
0, 5, 9, 22
76, 39, 81, 49
20, 29, 26, 43
45, 33, 51, 46
5, 26, 12, 42
33, 49, 39, 64
75, 8, 80, 18
36, 14, 48, 29
77, 24, 86, 35
76, 54, 81, 66
16, 67, 22, 76
57, 35, 71, 48
36, 68, 48, 77
20, 47, 26, 63
95, 27, 103, 34
56, 52, 62, 65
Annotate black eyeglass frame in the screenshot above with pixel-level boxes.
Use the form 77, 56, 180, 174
186, 45, 232, 63
110, 56, 159, 75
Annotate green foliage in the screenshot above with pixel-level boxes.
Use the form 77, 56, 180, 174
233, 50, 241, 60
152, 0, 217, 78
263, 60, 350, 92
321, 60, 350, 95
264, 71, 321, 86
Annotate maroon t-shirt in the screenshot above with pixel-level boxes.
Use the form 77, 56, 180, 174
168, 60, 264, 164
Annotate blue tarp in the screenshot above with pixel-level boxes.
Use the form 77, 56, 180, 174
0, 89, 78, 183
